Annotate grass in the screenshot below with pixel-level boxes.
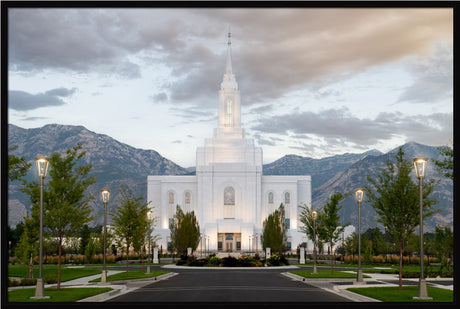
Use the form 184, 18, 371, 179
8, 265, 102, 282
89, 269, 169, 282
291, 269, 371, 279
7, 287, 113, 302
347, 286, 453, 302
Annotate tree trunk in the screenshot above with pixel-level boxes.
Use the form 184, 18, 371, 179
398, 242, 403, 290
126, 244, 129, 276
57, 238, 62, 290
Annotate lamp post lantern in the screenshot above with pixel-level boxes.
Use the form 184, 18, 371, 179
355, 188, 364, 284
32, 156, 50, 299
413, 157, 432, 300
312, 210, 318, 274
101, 189, 110, 283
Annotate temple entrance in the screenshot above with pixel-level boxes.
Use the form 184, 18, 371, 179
218, 233, 241, 252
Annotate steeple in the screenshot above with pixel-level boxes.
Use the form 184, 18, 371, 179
226, 30, 232, 75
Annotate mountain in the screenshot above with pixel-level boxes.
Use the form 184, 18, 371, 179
7, 124, 452, 233
7, 124, 188, 227
311, 142, 453, 233
263, 149, 383, 190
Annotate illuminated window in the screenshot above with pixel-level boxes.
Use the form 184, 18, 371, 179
285, 192, 290, 204
224, 187, 235, 218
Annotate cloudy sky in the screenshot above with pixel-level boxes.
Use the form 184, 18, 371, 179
8, 6, 453, 167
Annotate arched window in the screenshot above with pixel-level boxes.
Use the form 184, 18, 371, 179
185, 191, 191, 212
284, 192, 290, 205
224, 187, 235, 205
224, 187, 235, 218
268, 192, 274, 204
225, 97, 233, 127
169, 192, 174, 205
168, 191, 175, 226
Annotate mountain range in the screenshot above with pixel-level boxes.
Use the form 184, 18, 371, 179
7, 124, 453, 233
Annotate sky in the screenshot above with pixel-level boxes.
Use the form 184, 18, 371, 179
7, 6, 453, 168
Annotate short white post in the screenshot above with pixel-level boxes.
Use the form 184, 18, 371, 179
300, 247, 305, 264
187, 247, 192, 256
153, 247, 159, 264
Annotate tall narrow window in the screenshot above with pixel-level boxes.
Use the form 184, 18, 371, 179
225, 97, 233, 127
224, 186, 235, 218
168, 192, 175, 226
284, 192, 290, 229
268, 192, 274, 204
185, 192, 191, 212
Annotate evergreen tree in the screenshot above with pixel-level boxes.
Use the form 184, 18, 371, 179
79, 224, 91, 255
433, 144, 453, 181
21, 144, 95, 289
261, 204, 287, 255
169, 205, 200, 256
364, 147, 438, 289
8, 146, 31, 182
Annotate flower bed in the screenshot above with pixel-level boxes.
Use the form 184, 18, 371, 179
176, 253, 289, 267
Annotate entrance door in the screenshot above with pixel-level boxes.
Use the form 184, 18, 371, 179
226, 242, 233, 252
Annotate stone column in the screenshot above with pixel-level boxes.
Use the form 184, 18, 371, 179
266, 247, 271, 259
187, 247, 192, 256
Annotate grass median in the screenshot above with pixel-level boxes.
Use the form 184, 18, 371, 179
7, 287, 113, 302
290, 269, 371, 279
347, 286, 453, 302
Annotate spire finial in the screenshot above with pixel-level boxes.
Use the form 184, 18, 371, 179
226, 26, 232, 75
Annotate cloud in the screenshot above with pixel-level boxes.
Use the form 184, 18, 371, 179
397, 41, 453, 103
9, 87, 76, 111
8, 8, 452, 107
250, 108, 452, 147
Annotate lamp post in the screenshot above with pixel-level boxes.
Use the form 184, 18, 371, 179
146, 210, 152, 274
101, 189, 110, 283
32, 156, 50, 299
255, 233, 259, 255
200, 233, 203, 257
413, 157, 431, 300
312, 210, 318, 274
355, 188, 364, 283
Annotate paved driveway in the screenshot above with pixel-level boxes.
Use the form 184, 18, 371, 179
107, 267, 352, 302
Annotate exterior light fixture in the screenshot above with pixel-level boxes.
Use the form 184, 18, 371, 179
101, 189, 110, 283
355, 188, 364, 284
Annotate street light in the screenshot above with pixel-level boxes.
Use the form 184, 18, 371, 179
32, 156, 50, 299
413, 157, 432, 300
355, 188, 364, 284
146, 210, 152, 274
101, 189, 110, 283
312, 210, 318, 274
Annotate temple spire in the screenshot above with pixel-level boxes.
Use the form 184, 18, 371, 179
226, 28, 232, 75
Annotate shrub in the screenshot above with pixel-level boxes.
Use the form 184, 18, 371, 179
189, 258, 208, 266
209, 255, 222, 266
44, 273, 57, 284
222, 256, 238, 267
251, 261, 263, 267
20, 277, 37, 286
267, 254, 281, 266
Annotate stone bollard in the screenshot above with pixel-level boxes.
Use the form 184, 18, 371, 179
187, 247, 192, 256
153, 247, 159, 264
300, 247, 305, 264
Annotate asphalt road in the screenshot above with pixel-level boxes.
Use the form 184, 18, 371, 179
107, 267, 352, 303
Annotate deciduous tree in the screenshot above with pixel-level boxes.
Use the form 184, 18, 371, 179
21, 144, 95, 289
364, 147, 438, 289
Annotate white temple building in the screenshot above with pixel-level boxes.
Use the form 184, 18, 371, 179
147, 33, 311, 253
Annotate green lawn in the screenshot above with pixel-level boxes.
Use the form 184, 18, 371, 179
7, 287, 113, 302
89, 269, 169, 282
347, 286, 453, 302
8, 265, 102, 282
291, 269, 371, 279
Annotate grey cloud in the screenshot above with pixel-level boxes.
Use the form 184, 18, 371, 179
152, 92, 168, 103
397, 42, 453, 103
8, 8, 452, 104
9, 88, 76, 111
251, 108, 452, 147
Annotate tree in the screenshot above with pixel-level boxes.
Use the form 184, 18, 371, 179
433, 144, 453, 181
79, 224, 91, 256
261, 204, 287, 255
344, 232, 358, 262
21, 144, 95, 289
298, 203, 316, 248
433, 225, 453, 276
8, 146, 31, 181
364, 147, 438, 289
111, 185, 151, 275
169, 205, 200, 256
317, 192, 348, 274
15, 214, 39, 279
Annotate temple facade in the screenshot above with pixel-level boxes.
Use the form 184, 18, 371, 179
147, 33, 311, 253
